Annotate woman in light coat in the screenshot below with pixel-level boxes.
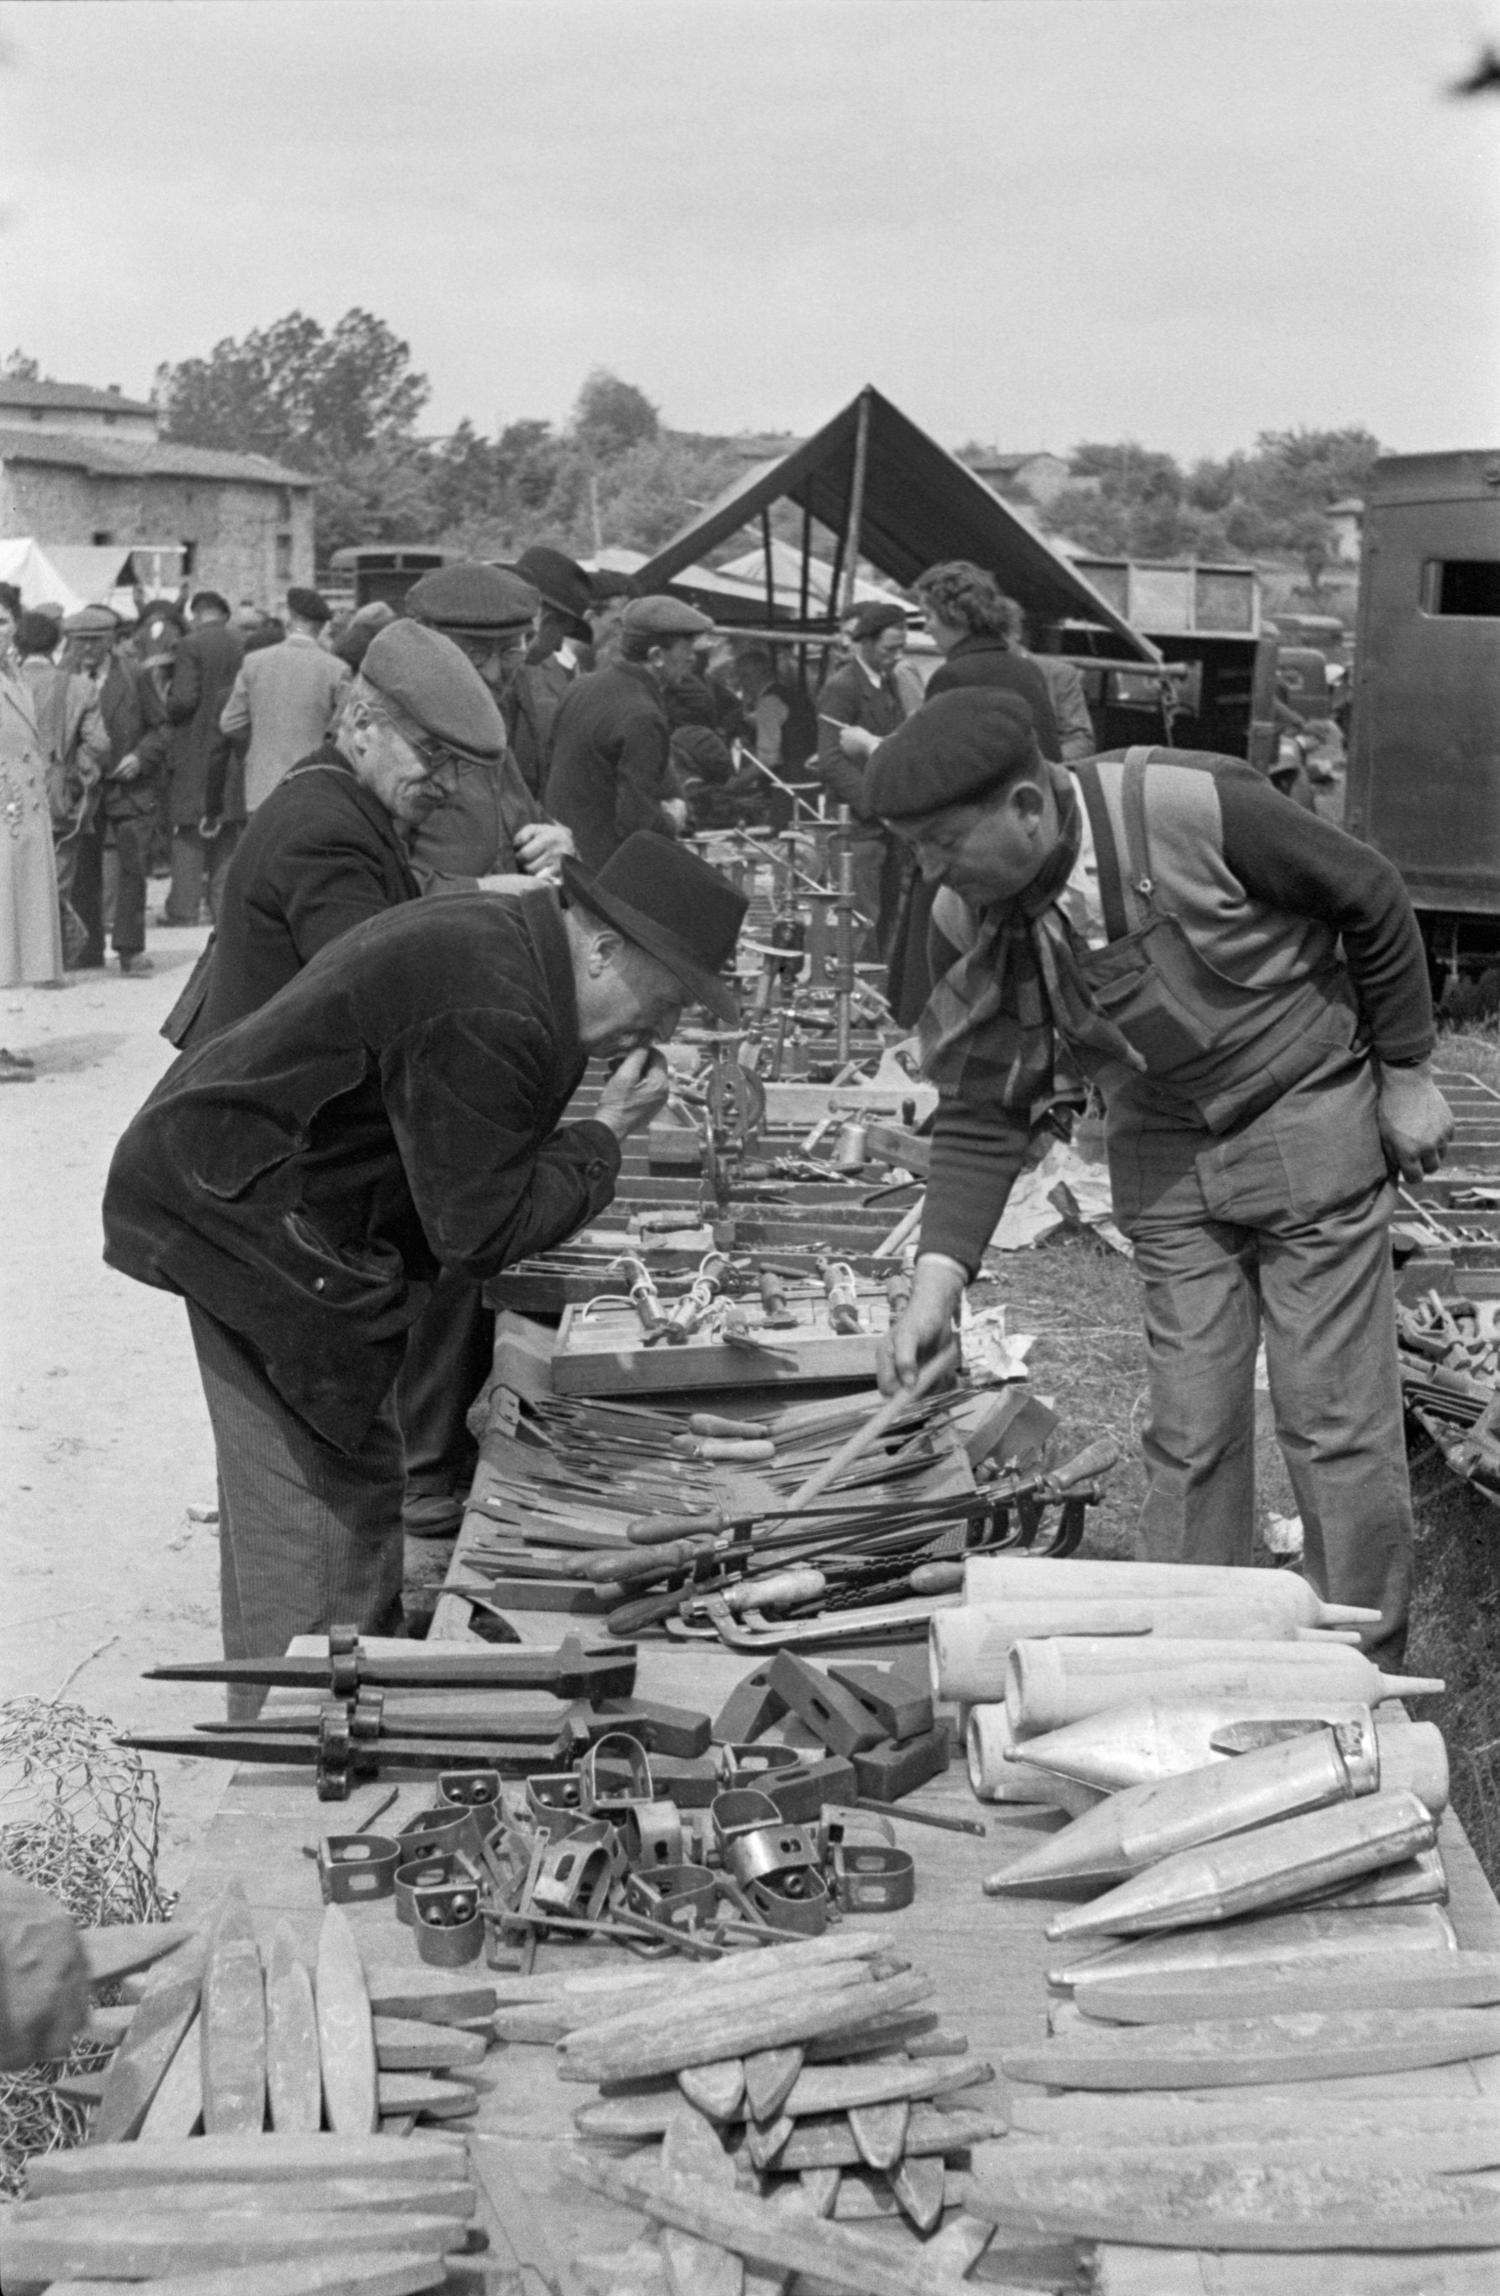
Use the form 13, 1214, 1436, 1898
0, 591, 64, 1078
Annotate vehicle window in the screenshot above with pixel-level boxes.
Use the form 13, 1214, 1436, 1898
1423, 560, 1500, 617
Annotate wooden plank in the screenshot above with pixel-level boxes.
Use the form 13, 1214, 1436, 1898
678, 2059, 746, 2120
16, 2180, 475, 2221
847, 2099, 908, 2170
567, 2153, 1019, 2296
266, 1921, 322, 2134
559, 1969, 934, 2084
31, 2263, 448, 2296
316, 1905, 379, 2135
1002, 2006, 1500, 2090
201, 1887, 267, 2136
661, 2098, 744, 2296
28, 2135, 465, 2193
137, 2009, 204, 2142
0, 2213, 462, 2283
741, 2047, 802, 2123
373, 2015, 488, 2071
1094, 2253, 1500, 2295
964, 2149, 1500, 2248
89, 1928, 209, 2144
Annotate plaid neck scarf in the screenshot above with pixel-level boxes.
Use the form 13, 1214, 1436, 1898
917, 765, 1142, 1122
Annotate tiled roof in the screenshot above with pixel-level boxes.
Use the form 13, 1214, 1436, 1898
0, 429, 315, 488
0, 378, 157, 416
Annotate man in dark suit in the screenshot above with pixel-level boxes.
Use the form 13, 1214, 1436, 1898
104, 836, 746, 1711
545, 595, 714, 869
60, 606, 170, 976
162, 590, 244, 925
814, 600, 912, 953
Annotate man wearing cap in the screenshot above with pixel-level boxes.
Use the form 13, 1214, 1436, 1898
403, 561, 574, 884
814, 600, 913, 953
215, 587, 350, 821
545, 595, 714, 872
59, 606, 170, 976
509, 545, 597, 796
162, 592, 244, 925
867, 688, 1453, 1655
166, 620, 499, 1048
103, 834, 746, 1707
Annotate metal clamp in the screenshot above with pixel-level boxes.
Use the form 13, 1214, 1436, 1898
830, 1844, 916, 1913
727, 1822, 820, 1888
412, 1883, 484, 1966
580, 1732, 654, 1817
317, 1833, 401, 1904
397, 1806, 475, 1861
715, 1742, 801, 1788
710, 1787, 781, 1854
624, 1798, 683, 1870
395, 1851, 465, 1927
624, 1861, 719, 1930
526, 1771, 587, 1837
744, 1867, 831, 1936
528, 1818, 622, 1920
436, 1769, 503, 1811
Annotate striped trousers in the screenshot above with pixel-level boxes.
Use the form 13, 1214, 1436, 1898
186, 1303, 405, 1720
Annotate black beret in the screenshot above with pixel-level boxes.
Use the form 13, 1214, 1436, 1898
850, 600, 908, 640
286, 585, 332, 625
864, 687, 1042, 821
360, 620, 506, 763
406, 562, 538, 636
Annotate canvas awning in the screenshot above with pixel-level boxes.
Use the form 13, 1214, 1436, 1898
632, 386, 1157, 662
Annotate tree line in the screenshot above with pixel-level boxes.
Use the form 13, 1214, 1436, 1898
8, 317, 1381, 582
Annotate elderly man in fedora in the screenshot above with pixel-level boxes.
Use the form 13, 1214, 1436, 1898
104, 832, 746, 1709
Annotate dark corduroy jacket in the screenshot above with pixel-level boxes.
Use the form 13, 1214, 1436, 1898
165, 620, 244, 826
104, 890, 621, 1453
174, 746, 420, 1048
544, 661, 677, 870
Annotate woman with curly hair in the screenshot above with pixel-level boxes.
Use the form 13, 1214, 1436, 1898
912, 561, 1061, 760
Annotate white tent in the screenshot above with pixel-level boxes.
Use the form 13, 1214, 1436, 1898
0, 537, 141, 618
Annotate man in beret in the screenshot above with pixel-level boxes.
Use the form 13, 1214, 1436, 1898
869, 688, 1453, 1657
59, 605, 170, 976
404, 561, 574, 883
162, 591, 244, 925
215, 586, 350, 825
104, 834, 746, 1709
813, 600, 913, 954
545, 594, 714, 871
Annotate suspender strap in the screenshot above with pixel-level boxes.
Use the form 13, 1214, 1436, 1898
1075, 757, 1132, 942
1120, 746, 1158, 904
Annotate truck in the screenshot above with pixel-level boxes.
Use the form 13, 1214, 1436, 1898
1344, 450, 1500, 1003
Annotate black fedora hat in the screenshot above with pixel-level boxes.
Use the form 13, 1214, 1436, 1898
561, 834, 746, 1023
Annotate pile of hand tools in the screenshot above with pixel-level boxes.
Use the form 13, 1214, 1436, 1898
3, 1896, 490, 2293
921, 1552, 1500, 2271
550, 1928, 1008, 2286
1397, 1290, 1500, 1502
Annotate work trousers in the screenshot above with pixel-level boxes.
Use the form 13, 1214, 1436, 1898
70, 815, 152, 961
186, 1302, 405, 1720
52, 827, 90, 964
395, 1268, 495, 1534
164, 826, 209, 924
1108, 1048, 1412, 1648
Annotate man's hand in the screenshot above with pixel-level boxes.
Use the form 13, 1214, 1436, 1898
513, 820, 574, 880
113, 751, 142, 783
0, 1875, 90, 2071
876, 1254, 967, 1394
1378, 1062, 1454, 1182
595, 1046, 672, 1141
661, 799, 689, 835
839, 725, 881, 761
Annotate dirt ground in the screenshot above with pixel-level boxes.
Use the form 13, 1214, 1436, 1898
0, 925, 231, 1891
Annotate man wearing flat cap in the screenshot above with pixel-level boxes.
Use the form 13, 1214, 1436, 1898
545, 594, 715, 871
59, 605, 170, 976
404, 560, 574, 883
869, 687, 1453, 1657
103, 834, 746, 1709
814, 600, 913, 954
215, 586, 349, 826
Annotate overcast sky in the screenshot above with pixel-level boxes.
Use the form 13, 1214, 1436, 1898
3, 0, 1497, 463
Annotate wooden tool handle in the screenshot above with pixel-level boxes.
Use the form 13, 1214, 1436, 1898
626, 1510, 731, 1546
783, 1341, 962, 1512
1045, 1438, 1120, 1492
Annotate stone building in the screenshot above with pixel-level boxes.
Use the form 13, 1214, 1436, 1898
0, 378, 316, 604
